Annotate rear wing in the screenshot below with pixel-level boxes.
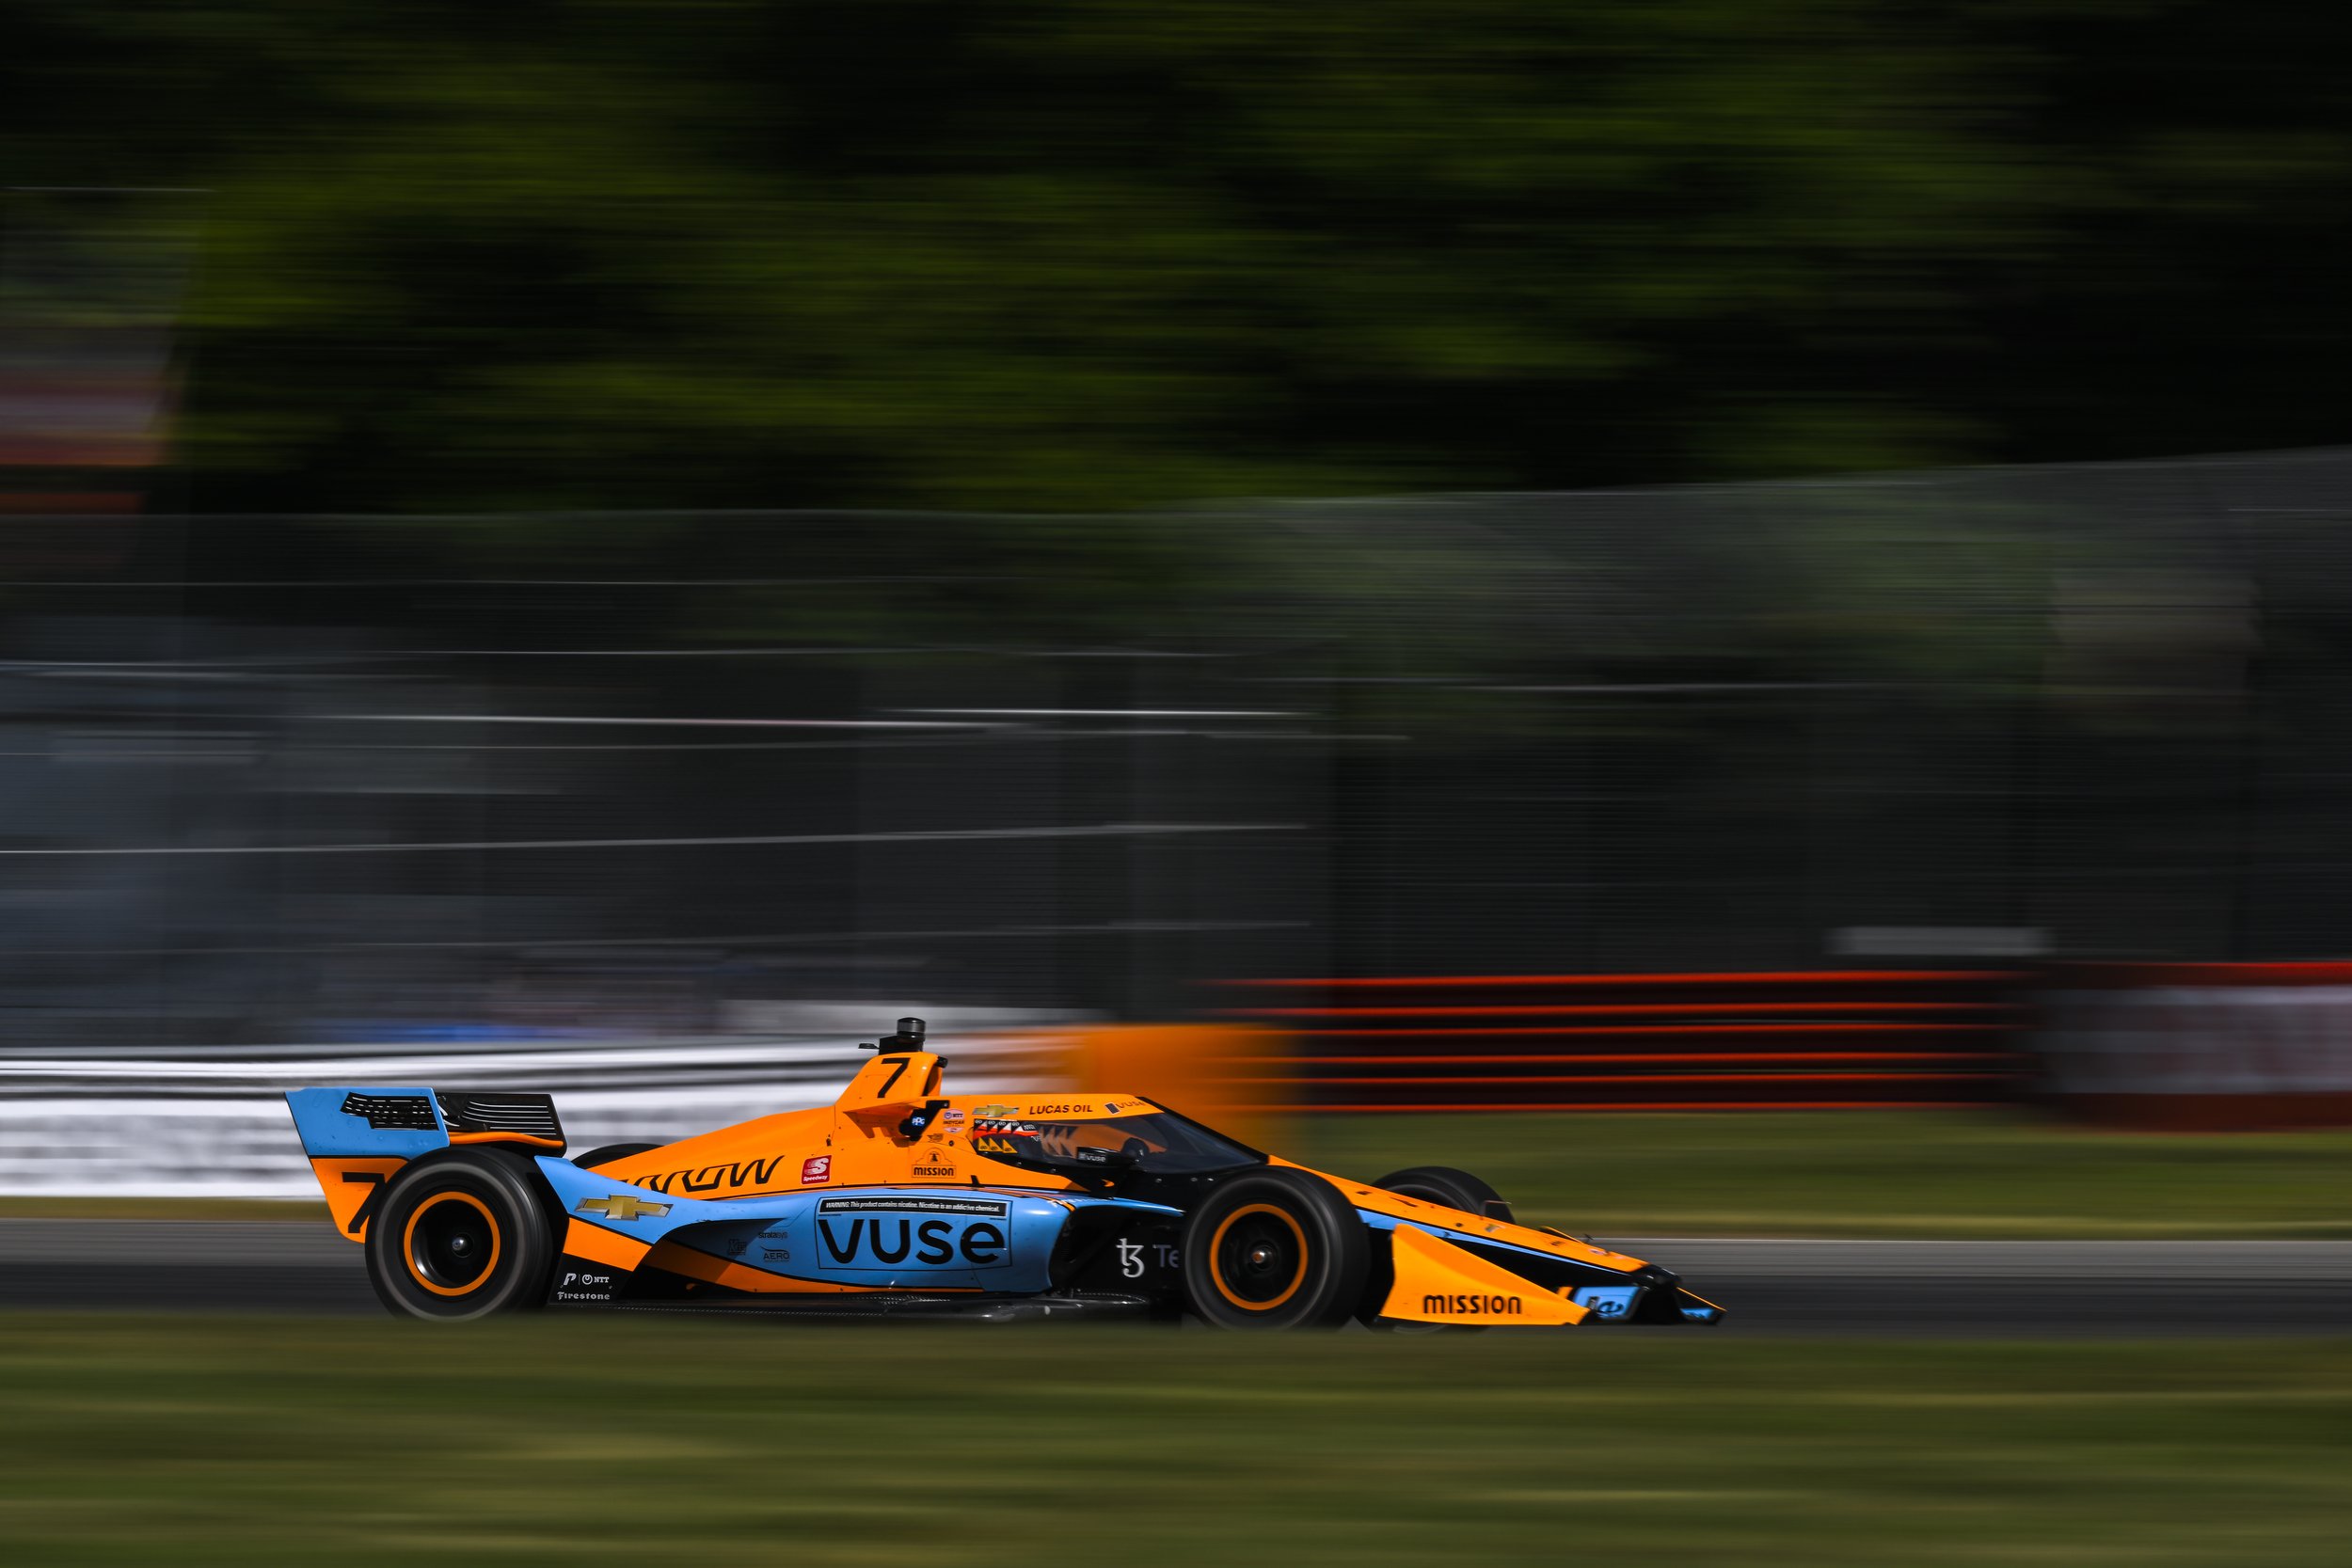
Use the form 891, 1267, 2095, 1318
285, 1087, 565, 1242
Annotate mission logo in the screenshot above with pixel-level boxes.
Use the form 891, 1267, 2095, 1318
1422, 1292, 1526, 1317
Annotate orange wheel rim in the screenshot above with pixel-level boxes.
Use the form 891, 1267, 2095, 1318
1208, 1202, 1309, 1310
402, 1190, 501, 1297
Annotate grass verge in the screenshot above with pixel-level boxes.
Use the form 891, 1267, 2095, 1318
2, 1315, 2347, 1566
8, 1111, 2351, 1237
1296, 1111, 2352, 1237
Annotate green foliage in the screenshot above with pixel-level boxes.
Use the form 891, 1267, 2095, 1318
27, 1, 2331, 515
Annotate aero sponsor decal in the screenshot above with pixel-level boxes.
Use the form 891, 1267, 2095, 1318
574, 1195, 671, 1222
1422, 1292, 1526, 1317
554, 1267, 617, 1303
628, 1156, 791, 1196
1116, 1238, 1181, 1277
1568, 1284, 1641, 1320
971, 1119, 1037, 1159
801, 1155, 832, 1185
813, 1196, 1010, 1270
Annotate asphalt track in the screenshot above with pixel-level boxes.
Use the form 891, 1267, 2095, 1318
3, 1221, 2346, 1333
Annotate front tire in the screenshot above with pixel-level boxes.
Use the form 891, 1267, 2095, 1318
1358, 1165, 1513, 1329
1181, 1167, 1369, 1330
365, 1149, 554, 1321
1372, 1164, 1513, 1224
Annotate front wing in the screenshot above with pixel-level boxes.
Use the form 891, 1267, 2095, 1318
1364, 1219, 1724, 1326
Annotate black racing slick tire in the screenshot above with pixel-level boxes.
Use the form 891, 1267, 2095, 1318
1181, 1167, 1370, 1330
1372, 1165, 1514, 1225
1356, 1165, 1510, 1333
364, 1148, 555, 1321
572, 1142, 662, 1170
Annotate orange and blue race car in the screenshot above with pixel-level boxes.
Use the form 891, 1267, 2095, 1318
286, 1018, 1724, 1329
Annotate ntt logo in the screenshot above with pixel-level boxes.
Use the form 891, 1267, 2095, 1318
1423, 1292, 1524, 1316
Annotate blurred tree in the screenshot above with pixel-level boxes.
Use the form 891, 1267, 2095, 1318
3, 1, 2347, 515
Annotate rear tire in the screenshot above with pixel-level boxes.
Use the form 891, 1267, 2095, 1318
1371, 1164, 1513, 1224
1181, 1167, 1369, 1330
365, 1149, 554, 1321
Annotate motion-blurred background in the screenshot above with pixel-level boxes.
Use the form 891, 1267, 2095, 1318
12, 12, 2352, 1568
8, 3, 2352, 1191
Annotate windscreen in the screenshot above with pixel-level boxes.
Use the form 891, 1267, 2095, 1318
969, 1108, 1260, 1176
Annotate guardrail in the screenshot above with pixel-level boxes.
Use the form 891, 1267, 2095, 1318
0, 1006, 1077, 1197
1211, 970, 2028, 1111
2040, 961, 2352, 1129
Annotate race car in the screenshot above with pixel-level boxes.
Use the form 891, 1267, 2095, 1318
287, 1017, 1724, 1328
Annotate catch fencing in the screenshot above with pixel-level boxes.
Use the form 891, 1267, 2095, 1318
2039, 961, 2352, 1128
1210, 970, 2028, 1111
9, 448, 2352, 1191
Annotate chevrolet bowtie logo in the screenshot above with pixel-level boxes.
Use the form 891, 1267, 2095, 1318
575, 1195, 672, 1222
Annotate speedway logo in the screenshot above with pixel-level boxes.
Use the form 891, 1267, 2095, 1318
813, 1199, 1010, 1270
1422, 1292, 1526, 1317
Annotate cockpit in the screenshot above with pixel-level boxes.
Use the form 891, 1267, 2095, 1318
969, 1105, 1262, 1178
